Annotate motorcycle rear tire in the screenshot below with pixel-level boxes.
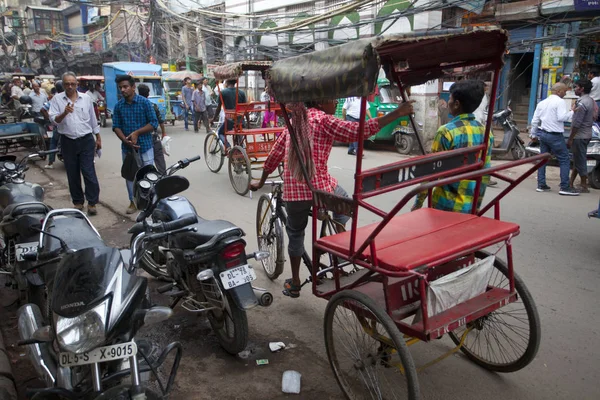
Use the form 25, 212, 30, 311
129, 235, 170, 281
207, 289, 249, 355
511, 141, 526, 160
590, 165, 600, 190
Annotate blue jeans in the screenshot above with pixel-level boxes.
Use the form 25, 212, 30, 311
537, 131, 570, 190
48, 127, 60, 164
122, 148, 154, 201
61, 134, 99, 205
218, 119, 235, 149
183, 105, 196, 129
346, 115, 360, 151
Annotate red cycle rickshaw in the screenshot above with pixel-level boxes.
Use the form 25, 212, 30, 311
261, 28, 547, 398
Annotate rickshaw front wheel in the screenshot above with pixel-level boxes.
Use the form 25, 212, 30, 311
228, 146, 251, 196
448, 250, 541, 373
204, 133, 225, 173
324, 290, 420, 400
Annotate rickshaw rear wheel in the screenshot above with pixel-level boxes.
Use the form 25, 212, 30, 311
204, 133, 225, 173
324, 290, 419, 400
448, 250, 541, 373
228, 146, 251, 196
256, 194, 285, 280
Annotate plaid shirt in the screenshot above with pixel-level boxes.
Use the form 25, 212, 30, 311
113, 94, 158, 153
415, 114, 492, 213
263, 108, 380, 201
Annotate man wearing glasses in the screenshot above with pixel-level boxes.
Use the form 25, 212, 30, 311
49, 71, 101, 216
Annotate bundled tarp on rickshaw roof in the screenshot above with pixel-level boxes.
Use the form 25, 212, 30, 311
268, 27, 508, 103
213, 61, 273, 80
77, 75, 104, 81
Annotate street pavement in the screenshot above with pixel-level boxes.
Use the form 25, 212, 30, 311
4, 122, 600, 399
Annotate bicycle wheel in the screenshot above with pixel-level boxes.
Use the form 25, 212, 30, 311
228, 146, 251, 196
324, 290, 419, 400
256, 194, 285, 280
448, 250, 541, 373
204, 133, 224, 173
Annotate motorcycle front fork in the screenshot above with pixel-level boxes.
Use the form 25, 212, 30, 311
91, 353, 142, 393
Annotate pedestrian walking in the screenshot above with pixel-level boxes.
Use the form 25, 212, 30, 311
45, 81, 63, 169
112, 75, 158, 214
49, 72, 101, 215
202, 78, 215, 120
11, 77, 23, 116
181, 78, 194, 131
568, 79, 597, 193
30, 81, 48, 118
530, 82, 578, 196
138, 83, 167, 175
192, 85, 210, 133
342, 96, 372, 155
413, 80, 492, 212
260, 87, 277, 128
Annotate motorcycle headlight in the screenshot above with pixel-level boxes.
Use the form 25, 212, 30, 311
55, 299, 109, 354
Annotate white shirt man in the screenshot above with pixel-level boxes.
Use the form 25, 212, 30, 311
11, 81, 23, 109
49, 91, 99, 139
530, 93, 573, 136
30, 87, 48, 114
589, 75, 600, 102
85, 89, 105, 103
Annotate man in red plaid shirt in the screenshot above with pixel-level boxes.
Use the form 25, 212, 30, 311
251, 99, 413, 297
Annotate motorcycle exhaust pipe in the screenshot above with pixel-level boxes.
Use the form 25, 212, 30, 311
17, 304, 57, 387
252, 287, 273, 307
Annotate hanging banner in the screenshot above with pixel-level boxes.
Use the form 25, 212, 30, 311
574, 0, 600, 10
542, 46, 564, 69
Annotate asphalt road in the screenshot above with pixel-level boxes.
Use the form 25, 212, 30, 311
4, 123, 599, 399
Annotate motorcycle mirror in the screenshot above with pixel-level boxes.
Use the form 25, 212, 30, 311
154, 176, 190, 200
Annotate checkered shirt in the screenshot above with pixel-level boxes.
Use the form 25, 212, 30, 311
113, 94, 158, 153
415, 114, 492, 213
263, 108, 380, 202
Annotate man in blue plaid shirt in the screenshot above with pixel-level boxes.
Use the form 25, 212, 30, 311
113, 75, 158, 214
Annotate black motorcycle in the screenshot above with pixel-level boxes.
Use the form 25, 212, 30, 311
128, 156, 272, 355
491, 106, 527, 160
0, 151, 55, 306
17, 178, 190, 399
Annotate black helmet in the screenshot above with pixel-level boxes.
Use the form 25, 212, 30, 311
19, 95, 32, 104
55, 80, 63, 93
133, 164, 159, 211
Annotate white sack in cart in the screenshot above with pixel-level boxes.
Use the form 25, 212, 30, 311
427, 255, 495, 316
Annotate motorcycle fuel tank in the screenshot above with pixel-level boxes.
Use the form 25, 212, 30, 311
0, 182, 44, 211
153, 195, 197, 222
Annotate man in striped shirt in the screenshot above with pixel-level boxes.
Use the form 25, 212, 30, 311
251, 98, 414, 298
413, 80, 492, 213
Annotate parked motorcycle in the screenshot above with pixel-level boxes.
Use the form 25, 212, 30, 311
491, 106, 527, 160
128, 156, 272, 355
17, 181, 190, 398
526, 122, 600, 189
97, 99, 107, 127
0, 151, 55, 307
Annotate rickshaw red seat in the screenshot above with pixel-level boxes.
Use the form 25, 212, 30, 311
316, 208, 519, 272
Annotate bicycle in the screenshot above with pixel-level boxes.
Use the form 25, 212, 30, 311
255, 180, 359, 282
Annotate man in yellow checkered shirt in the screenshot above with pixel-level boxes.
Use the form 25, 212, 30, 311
413, 80, 493, 213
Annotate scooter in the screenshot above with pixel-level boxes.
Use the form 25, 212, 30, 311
128, 156, 272, 355
16, 180, 189, 398
491, 105, 527, 160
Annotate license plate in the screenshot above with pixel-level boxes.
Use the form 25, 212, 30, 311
15, 242, 38, 262
219, 264, 256, 290
59, 341, 137, 367
587, 160, 596, 167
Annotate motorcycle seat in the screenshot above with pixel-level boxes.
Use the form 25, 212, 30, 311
172, 217, 243, 250
2, 201, 49, 219
41, 217, 104, 255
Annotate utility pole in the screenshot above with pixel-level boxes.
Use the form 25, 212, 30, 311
122, 8, 132, 62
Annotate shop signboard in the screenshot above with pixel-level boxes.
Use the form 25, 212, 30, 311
574, 0, 600, 10
542, 46, 564, 69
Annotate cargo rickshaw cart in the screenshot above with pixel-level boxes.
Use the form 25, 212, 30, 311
260, 28, 546, 399
204, 61, 284, 196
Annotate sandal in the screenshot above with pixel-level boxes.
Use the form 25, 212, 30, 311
283, 278, 301, 298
